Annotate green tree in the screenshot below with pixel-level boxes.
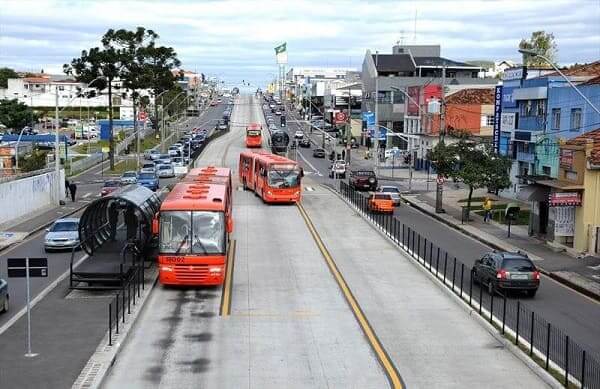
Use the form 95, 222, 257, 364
0, 67, 19, 88
429, 140, 456, 179
18, 147, 47, 172
519, 31, 557, 67
0, 99, 37, 131
64, 30, 131, 170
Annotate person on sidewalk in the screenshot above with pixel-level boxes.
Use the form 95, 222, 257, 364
68, 182, 77, 202
65, 179, 70, 198
483, 197, 493, 223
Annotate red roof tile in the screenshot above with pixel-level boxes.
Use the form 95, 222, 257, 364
445, 88, 494, 105
550, 61, 600, 77
581, 75, 600, 86
566, 128, 600, 164
23, 77, 50, 83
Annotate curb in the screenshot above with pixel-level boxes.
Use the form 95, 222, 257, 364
402, 195, 600, 304
323, 184, 562, 388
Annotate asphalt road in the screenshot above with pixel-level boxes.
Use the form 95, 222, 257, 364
267, 101, 600, 358
0, 101, 229, 331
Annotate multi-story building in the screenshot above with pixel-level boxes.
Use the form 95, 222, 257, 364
361, 44, 496, 152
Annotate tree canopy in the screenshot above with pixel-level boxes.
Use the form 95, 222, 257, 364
519, 31, 558, 67
0, 99, 37, 131
0, 67, 19, 88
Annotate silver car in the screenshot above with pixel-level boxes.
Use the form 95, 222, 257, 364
140, 163, 156, 174
156, 163, 175, 178
44, 218, 80, 251
378, 186, 402, 206
120, 171, 138, 185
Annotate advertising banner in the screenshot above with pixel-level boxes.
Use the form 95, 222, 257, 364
407, 86, 421, 116
362, 111, 375, 138
500, 112, 516, 131
493, 85, 503, 154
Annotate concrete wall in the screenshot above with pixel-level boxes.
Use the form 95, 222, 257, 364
0, 169, 65, 226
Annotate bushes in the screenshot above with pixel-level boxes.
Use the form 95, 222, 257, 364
18, 148, 48, 172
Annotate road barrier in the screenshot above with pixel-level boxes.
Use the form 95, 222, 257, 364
339, 181, 600, 389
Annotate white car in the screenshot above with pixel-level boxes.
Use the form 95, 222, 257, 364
384, 147, 401, 159
120, 171, 138, 185
171, 156, 184, 167
329, 160, 347, 179
156, 163, 175, 178
140, 163, 156, 174
294, 130, 304, 139
378, 186, 402, 206
147, 149, 160, 160
44, 218, 80, 251
275, 110, 282, 116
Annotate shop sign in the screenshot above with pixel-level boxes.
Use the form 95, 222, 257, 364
560, 149, 574, 169
554, 206, 575, 237
549, 192, 581, 207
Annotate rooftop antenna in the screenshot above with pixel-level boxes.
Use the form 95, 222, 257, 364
398, 29, 405, 46
413, 8, 418, 43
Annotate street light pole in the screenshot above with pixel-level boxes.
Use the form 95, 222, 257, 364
54, 86, 60, 204
374, 51, 379, 174
518, 49, 600, 115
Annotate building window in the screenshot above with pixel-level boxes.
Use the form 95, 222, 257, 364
570, 108, 582, 131
521, 100, 533, 116
58, 85, 65, 91
542, 166, 551, 176
536, 100, 546, 117
24, 84, 28, 89
486, 115, 494, 126
447, 71, 456, 78
471, 71, 478, 78
551, 108, 561, 130
392, 91, 405, 104
377, 91, 392, 104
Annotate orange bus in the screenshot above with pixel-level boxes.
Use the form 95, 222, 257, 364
155, 168, 233, 286
239, 151, 303, 203
245, 123, 262, 148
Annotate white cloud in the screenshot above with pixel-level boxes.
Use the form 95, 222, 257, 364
0, 0, 598, 86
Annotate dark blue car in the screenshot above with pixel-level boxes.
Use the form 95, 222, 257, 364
0, 278, 8, 313
137, 172, 159, 191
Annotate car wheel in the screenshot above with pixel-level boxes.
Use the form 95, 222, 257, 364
2, 296, 8, 313
526, 289, 537, 298
487, 280, 495, 295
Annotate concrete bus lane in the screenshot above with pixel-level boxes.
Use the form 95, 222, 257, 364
103, 95, 390, 389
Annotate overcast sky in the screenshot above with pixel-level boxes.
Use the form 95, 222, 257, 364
0, 0, 599, 88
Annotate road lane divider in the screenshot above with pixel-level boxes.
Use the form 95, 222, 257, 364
219, 240, 237, 316
296, 202, 405, 389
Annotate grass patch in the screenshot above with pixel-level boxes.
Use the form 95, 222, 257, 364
141, 134, 160, 150
457, 196, 489, 203
71, 140, 109, 154
473, 208, 530, 225
107, 159, 138, 175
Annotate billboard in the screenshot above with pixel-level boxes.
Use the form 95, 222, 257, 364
407, 86, 421, 116
500, 112, 516, 131
362, 111, 375, 138
493, 85, 503, 154
501, 86, 517, 108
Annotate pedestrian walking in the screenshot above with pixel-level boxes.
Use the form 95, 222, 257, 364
68, 182, 77, 202
483, 197, 493, 223
65, 179, 70, 198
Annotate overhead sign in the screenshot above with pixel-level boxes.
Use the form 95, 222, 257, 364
7, 257, 48, 278
362, 111, 376, 138
549, 192, 581, 207
493, 85, 503, 154
503, 67, 527, 81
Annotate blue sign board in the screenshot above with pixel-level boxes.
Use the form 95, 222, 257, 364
378, 126, 387, 141
493, 85, 503, 154
362, 111, 376, 138
502, 86, 517, 108
98, 120, 140, 140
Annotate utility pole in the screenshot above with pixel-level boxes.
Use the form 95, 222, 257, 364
435, 64, 446, 213
54, 86, 61, 204
374, 51, 379, 174
346, 85, 352, 163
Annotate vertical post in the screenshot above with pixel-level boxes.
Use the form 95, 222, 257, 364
529, 311, 535, 356
115, 296, 119, 334
436, 247, 440, 276
435, 64, 446, 214
490, 292, 494, 323
429, 242, 433, 271
460, 263, 464, 298
452, 257, 456, 289
581, 350, 586, 389
443, 253, 448, 282
479, 284, 483, 315
25, 257, 36, 357
54, 87, 61, 205
374, 51, 379, 175
122, 286, 126, 323
469, 270, 473, 305
109, 303, 112, 346
502, 295, 507, 334
545, 323, 551, 370
516, 301, 521, 345
565, 335, 569, 386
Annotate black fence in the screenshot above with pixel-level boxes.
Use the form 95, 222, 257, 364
339, 181, 600, 389
107, 244, 147, 347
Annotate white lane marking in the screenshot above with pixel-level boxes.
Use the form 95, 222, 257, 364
82, 192, 92, 199
0, 254, 90, 336
305, 186, 315, 192
296, 150, 323, 177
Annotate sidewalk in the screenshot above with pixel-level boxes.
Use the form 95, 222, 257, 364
402, 186, 600, 301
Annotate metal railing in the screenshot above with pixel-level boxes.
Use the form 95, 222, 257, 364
339, 181, 600, 388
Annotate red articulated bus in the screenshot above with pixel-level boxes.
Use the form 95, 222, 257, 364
245, 123, 262, 148
239, 151, 303, 203
155, 167, 233, 286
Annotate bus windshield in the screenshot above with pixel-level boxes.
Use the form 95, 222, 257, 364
247, 130, 261, 136
268, 164, 301, 188
159, 211, 225, 254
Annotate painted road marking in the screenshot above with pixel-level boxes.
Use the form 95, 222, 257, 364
82, 192, 92, 199
304, 186, 315, 192
296, 203, 404, 389
296, 150, 323, 176
219, 239, 237, 316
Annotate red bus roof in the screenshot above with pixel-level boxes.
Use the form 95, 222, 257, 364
246, 151, 298, 166
160, 182, 228, 212
187, 166, 231, 178
246, 123, 262, 130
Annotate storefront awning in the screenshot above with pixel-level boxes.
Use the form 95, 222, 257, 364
517, 185, 549, 202
549, 192, 582, 207
536, 179, 584, 190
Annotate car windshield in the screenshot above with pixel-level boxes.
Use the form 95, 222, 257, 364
138, 173, 155, 180
268, 164, 301, 188
104, 181, 120, 187
381, 187, 399, 193
159, 211, 225, 254
51, 221, 78, 232
247, 130, 261, 136
159, 165, 171, 170
354, 171, 375, 177
502, 257, 535, 272
373, 194, 390, 200
142, 164, 154, 169
123, 172, 136, 177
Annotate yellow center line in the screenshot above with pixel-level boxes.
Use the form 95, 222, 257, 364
220, 239, 236, 316
296, 202, 404, 389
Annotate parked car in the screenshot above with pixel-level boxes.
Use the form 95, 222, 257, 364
120, 171, 138, 185
100, 180, 122, 196
44, 218, 80, 251
313, 148, 326, 158
329, 160, 347, 179
294, 130, 304, 139
472, 251, 540, 297
349, 170, 377, 191
137, 172, 159, 191
299, 138, 311, 148
0, 279, 8, 313
368, 193, 394, 214
156, 163, 175, 178
140, 163, 156, 174
216, 119, 228, 131
378, 186, 401, 206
